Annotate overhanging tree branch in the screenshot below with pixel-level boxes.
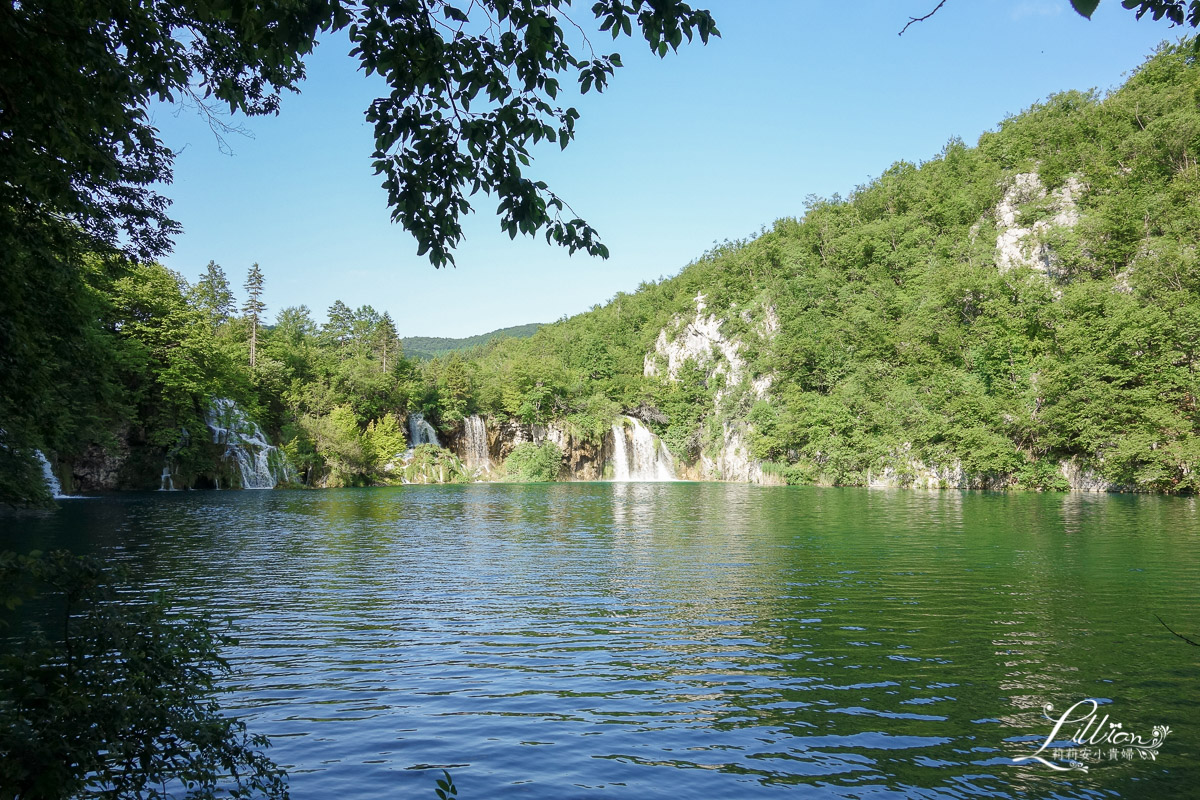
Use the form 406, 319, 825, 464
899, 0, 948, 36
1156, 614, 1200, 646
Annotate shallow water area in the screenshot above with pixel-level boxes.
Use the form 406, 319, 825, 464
7, 483, 1199, 798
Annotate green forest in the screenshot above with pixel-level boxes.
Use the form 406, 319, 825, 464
5, 40, 1200, 504
402, 324, 544, 360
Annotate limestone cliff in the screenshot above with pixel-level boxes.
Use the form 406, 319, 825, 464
643, 292, 778, 483
992, 171, 1084, 280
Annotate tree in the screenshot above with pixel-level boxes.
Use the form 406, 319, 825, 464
191, 260, 236, 330
244, 263, 266, 370
376, 312, 401, 371
2, 0, 717, 272
437, 353, 474, 423
324, 300, 355, 350
903, 0, 1200, 33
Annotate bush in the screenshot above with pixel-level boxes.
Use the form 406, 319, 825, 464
503, 442, 563, 482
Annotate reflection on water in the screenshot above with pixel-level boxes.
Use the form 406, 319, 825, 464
5, 484, 1199, 798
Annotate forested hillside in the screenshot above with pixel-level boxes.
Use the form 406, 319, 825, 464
421, 39, 1200, 492
4, 40, 1199, 503
402, 324, 544, 360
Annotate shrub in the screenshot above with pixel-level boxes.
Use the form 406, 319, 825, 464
503, 442, 563, 482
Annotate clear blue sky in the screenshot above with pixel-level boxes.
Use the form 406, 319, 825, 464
154, 0, 1175, 338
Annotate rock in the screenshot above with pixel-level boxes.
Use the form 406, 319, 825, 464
71, 440, 129, 492
994, 172, 1084, 279
1058, 458, 1130, 492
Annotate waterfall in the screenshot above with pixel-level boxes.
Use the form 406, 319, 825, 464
159, 464, 176, 491
407, 412, 441, 447
205, 398, 295, 489
462, 415, 491, 473
608, 416, 676, 482
34, 450, 68, 498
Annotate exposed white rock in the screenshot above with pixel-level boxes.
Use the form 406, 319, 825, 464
866, 444, 1008, 490
1059, 458, 1123, 492
994, 172, 1084, 278
712, 422, 764, 483
643, 294, 771, 403
1113, 267, 1135, 294
868, 459, 969, 490
759, 304, 780, 336
642, 293, 782, 483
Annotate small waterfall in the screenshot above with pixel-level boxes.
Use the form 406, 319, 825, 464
159, 464, 176, 491
608, 416, 676, 482
462, 415, 491, 473
34, 450, 67, 498
407, 412, 441, 447
205, 398, 295, 489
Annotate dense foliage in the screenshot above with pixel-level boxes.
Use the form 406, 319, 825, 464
0, 0, 718, 503
402, 324, 544, 361
5, 41, 1200, 502
504, 442, 565, 482
424, 40, 1200, 492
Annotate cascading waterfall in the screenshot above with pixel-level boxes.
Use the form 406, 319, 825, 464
205, 398, 295, 489
34, 450, 67, 498
608, 416, 677, 482
462, 415, 491, 473
407, 412, 441, 447
159, 427, 186, 491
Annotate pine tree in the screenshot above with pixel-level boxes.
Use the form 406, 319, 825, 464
243, 263, 265, 370
191, 261, 234, 331
377, 312, 399, 371
324, 301, 354, 352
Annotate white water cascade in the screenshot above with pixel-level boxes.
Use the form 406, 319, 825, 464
407, 412, 441, 447
608, 416, 677, 482
462, 415, 491, 474
159, 465, 176, 491
34, 450, 68, 498
205, 398, 295, 489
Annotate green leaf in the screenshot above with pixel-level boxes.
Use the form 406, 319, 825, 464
1071, 0, 1101, 18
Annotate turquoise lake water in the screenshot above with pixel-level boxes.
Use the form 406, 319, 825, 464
7, 483, 1199, 798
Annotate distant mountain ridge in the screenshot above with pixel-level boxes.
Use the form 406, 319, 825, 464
402, 323, 544, 360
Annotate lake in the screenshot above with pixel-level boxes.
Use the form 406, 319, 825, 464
7, 483, 1199, 798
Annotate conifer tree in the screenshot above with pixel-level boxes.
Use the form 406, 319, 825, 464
243, 263, 265, 370
191, 261, 234, 331
378, 312, 399, 372
325, 301, 354, 351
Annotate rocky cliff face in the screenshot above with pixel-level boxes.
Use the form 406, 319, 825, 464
445, 417, 606, 480
66, 426, 166, 492
644, 293, 778, 483
992, 172, 1084, 280
667, 422, 762, 483
644, 292, 774, 405
865, 447, 1011, 490
1058, 458, 1131, 492
70, 438, 131, 492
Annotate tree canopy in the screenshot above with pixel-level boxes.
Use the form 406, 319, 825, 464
1, 0, 717, 269
5, 1, 1200, 272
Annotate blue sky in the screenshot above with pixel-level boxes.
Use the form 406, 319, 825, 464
154, 0, 1175, 338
